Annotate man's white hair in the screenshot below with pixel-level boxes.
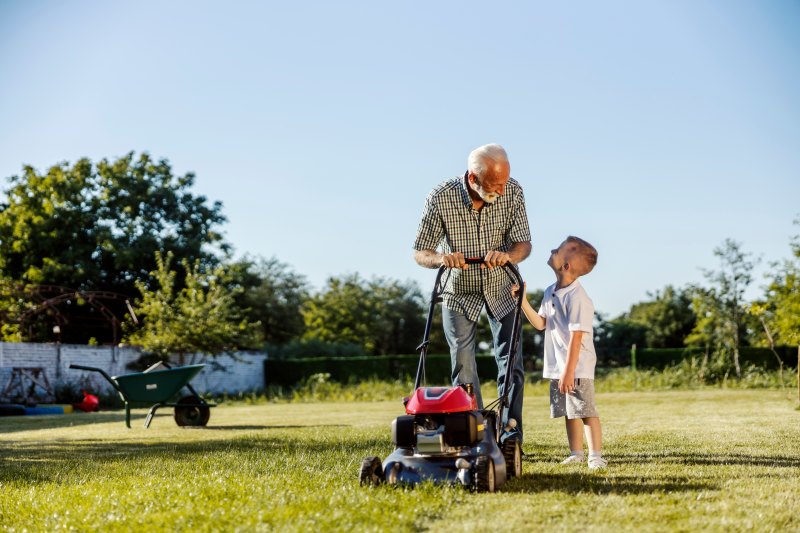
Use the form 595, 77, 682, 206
467, 144, 509, 179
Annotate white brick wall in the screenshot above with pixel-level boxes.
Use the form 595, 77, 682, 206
0, 341, 267, 399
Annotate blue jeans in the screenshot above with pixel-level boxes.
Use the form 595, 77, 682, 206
442, 307, 525, 441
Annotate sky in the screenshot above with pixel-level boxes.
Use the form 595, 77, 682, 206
0, 1, 798, 317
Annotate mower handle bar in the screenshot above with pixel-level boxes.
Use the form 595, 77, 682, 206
414, 260, 525, 396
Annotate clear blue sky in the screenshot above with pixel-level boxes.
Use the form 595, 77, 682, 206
1, 1, 798, 317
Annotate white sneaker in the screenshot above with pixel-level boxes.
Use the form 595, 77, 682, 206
588, 456, 608, 470
560, 454, 585, 464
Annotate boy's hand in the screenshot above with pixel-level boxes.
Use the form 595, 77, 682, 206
558, 370, 576, 393
511, 282, 527, 298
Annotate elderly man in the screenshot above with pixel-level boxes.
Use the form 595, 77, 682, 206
414, 143, 531, 443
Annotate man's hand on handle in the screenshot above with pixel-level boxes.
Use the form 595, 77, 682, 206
481, 250, 510, 269
440, 252, 468, 269
440, 251, 510, 269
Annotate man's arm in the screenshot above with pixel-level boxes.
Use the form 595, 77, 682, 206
508, 241, 532, 264
414, 249, 442, 269
414, 250, 467, 269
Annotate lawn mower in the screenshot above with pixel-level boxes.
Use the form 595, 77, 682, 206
360, 259, 524, 492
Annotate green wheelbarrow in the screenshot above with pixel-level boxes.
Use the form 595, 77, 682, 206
69, 362, 216, 428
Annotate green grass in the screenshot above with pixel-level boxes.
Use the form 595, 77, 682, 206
1, 388, 799, 532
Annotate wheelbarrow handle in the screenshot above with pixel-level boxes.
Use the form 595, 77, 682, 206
69, 364, 122, 394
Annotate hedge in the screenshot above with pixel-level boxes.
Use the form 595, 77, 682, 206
632, 346, 798, 370
264, 347, 799, 386
264, 354, 500, 386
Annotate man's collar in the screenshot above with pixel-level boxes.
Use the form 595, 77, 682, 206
460, 171, 474, 208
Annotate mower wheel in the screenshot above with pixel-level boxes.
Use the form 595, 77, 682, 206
174, 395, 210, 427
503, 437, 522, 477
474, 456, 496, 492
359, 456, 384, 486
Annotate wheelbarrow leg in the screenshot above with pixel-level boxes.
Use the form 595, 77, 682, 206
144, 403, 164, 428
125, 402, 131, 429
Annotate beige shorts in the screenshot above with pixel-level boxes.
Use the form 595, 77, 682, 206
550, 379, 599, 419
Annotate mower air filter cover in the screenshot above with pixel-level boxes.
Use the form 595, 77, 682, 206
445, 411, 485, 447
392, 415, 416, 448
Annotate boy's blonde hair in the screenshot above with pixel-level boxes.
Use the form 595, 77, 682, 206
566, 236, 598, 275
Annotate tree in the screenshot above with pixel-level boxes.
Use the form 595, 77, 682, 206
685, 239, 757, 376
224, 256, 309, 347
624, 285, 696, 348
301, 274, 425, 355
0, 152, 227, 343
594, 314, 648, 357
757, 217, 800, 347
123, 252, 261, 362
749, 217, 800, 384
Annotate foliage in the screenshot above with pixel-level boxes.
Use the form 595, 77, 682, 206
751, 216, 800, 348
597, 362, 796, 391
225, 256, 309, 346
625, 285, 696, 347
0, 153, 227, 343
685, 239, 757, 376
301, 273, 425, 355
267, 338, 367, 359
594, 314, 648, 353
124, 252, 261, 360
0, 276, 30, 341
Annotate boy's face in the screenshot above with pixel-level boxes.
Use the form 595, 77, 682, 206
547, 240, 579, 273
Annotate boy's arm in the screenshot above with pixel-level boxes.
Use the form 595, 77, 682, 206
520, 294, 545, 330
513, 283, 546, 330
559, 330, 583, 393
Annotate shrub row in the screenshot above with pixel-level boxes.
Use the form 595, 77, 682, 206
264, 347, 798, 386
632, 346, 798, 370
264, 354, 500, 386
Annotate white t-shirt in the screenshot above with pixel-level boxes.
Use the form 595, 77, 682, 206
538, 279, 597, 379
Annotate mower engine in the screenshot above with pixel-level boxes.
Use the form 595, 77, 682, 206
394, 385, 485, 454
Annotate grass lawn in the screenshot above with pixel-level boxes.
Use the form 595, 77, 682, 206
1, 388, 798, 532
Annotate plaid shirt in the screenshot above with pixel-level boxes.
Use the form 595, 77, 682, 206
414, 172, 531, 321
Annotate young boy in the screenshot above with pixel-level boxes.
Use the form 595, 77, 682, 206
517, 236, 607, 469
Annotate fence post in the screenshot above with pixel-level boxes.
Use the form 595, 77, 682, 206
631, 343, 637, 371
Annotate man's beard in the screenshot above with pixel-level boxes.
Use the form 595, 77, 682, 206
480, 191, 499, 204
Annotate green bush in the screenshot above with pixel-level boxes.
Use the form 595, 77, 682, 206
264, 354, 501, 386
266, 339, 367, 359
631, 346, 797, 370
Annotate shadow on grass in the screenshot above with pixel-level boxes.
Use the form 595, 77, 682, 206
611, 452, 800, 469
0, 430, 389, 486
0, 412, 130, 433
0, 413, 346, 434
506, 472, 715, 494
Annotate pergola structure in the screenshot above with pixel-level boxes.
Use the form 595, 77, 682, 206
14, 285, 138, 345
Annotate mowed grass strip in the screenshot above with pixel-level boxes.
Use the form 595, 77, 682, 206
1, 389, 798, 532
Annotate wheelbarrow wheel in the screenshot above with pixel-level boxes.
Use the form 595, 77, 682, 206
174, 395, 210, 427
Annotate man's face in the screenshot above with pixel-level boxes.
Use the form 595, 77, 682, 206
469, 160, 510, 204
